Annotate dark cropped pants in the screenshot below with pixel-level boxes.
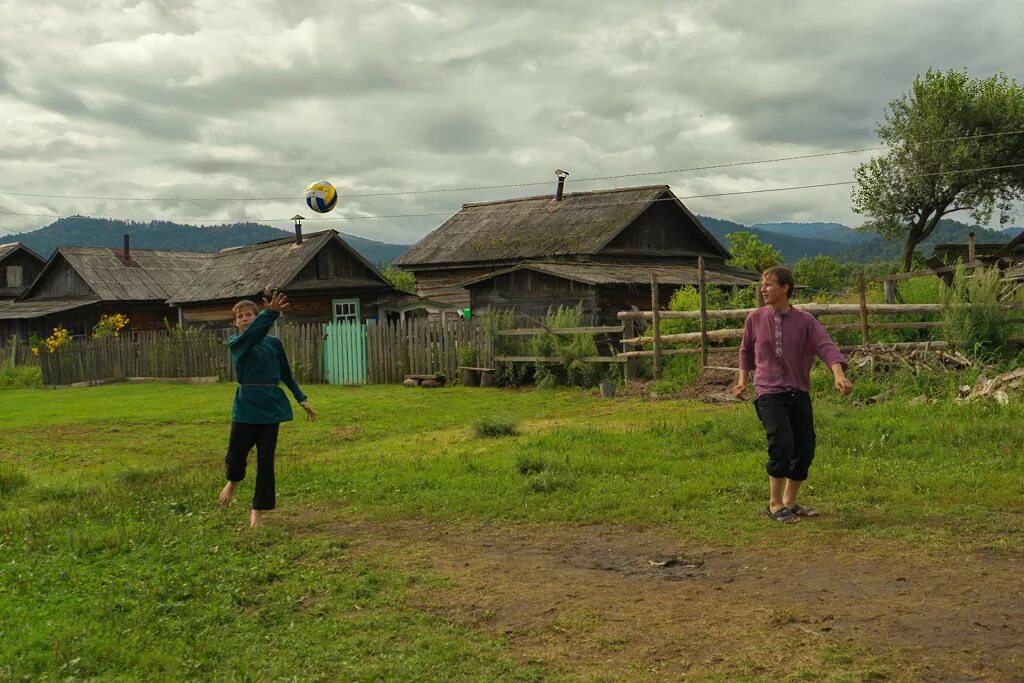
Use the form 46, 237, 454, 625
225, 421, 279, 510
754, 391, 816, 481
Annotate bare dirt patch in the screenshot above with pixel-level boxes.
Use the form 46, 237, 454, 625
284, 510, 1024, 681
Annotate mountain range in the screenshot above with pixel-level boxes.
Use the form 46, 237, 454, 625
3, 215, 1022, 267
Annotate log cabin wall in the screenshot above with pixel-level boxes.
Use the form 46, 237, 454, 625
468, 270, 601, 323
411, 266, 502, 309
179, 291, 386, 329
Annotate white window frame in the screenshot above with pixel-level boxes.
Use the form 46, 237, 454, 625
332, 298, 360, 323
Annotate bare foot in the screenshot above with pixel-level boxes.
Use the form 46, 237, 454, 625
219, 481, 237, 506
249, 509, 263, 528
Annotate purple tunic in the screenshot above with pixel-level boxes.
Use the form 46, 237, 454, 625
738, 306, 848, 398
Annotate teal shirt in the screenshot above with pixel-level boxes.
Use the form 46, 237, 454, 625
228, 310, 308, 424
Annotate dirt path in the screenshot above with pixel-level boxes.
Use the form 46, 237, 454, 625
286, 511, 1024, 681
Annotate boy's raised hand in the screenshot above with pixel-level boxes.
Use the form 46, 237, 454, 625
263, 290, 290, 313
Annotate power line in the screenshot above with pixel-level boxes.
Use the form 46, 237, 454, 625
10, 161, 1024, 225
2, 129, 1023, 204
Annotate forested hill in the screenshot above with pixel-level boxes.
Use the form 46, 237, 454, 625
699, 215, 1018, 264
5, 215, 1021, 268
3, 217, 411, 265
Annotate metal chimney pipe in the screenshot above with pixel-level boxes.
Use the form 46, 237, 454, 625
555, 169, 569, 201
123, 234, 130, 261
292, 215, 305, 245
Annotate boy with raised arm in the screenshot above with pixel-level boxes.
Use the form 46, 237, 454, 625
218, 291, 317, 527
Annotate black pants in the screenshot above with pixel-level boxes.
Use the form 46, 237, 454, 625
225, 421, 279, 510
754, 391, 816, 481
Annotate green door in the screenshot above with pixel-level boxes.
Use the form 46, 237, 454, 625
322, 320, 367, 385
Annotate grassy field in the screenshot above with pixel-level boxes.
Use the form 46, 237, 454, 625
2, 370, 1023, 681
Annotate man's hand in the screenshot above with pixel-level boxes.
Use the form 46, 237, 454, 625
300, 401, 318, 422
731, 382, 748, 400
263, 290, 290, 313
831, 364, 853, 396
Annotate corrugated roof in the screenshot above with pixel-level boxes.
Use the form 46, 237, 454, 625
395, 185, 724, 267
0, 298, 98, 319
0, 242, 45, 263
460, 261, 758, 288
55, 246, 214, 301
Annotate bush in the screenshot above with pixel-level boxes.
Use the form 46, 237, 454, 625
473, 417, 519, 438
0, 364, 42, 389
941, 265, 1023, 355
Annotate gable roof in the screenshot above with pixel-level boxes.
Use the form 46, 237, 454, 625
24, 246, 213, 301
166, 230, 391, 304
393, 185, 729, 267
0, 242, 45, 264
459, 261, 757, 288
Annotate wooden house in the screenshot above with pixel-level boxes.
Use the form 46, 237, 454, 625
0, 243, 46, 301
0, 239, 211, 341
0, 228, 438, 341
168, 229, 407, 327
393, 184, 757, 324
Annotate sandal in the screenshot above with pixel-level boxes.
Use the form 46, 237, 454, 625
789, 504, 819, 518
765, 506, 800, 523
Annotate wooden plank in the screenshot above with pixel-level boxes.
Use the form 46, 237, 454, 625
858, 271, 869, 346
495, 355, 626, 363
495, 326, 625, 336
622, 327, 744, 346
651, 275, 661, 380
698, 256, 709, 370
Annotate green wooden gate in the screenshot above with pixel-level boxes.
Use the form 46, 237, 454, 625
322, 321, 367, 385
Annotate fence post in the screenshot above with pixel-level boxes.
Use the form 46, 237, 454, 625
698, 256, 709, 371
883, 279, 896, 304
651, 275, 662, 380
622, 316, 637, 381
858, 270, 869, 346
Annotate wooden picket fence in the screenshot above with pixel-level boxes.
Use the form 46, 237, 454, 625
366, 317, 492, 384
31, 317, 494, 387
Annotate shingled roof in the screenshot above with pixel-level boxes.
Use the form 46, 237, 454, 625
393, 185, 727, 267
167, 230, 388, 304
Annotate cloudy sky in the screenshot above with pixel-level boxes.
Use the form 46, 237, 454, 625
0, 0, 1020, 244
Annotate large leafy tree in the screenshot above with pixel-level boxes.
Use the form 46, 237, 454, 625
725, 231, 782, 273
852, 69, 1024, 271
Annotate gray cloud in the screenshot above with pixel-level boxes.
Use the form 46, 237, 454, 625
0, 0, 1021, 244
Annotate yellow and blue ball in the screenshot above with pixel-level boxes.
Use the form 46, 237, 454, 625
304, 181, 338, 213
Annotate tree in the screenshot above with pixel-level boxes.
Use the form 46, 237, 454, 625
725, 231, 782, 272
852, 69, 1024, 272
793, 255, 845, 293
380, 262, 415, 293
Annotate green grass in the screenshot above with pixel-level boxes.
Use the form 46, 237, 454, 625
1, 376, 1023, 679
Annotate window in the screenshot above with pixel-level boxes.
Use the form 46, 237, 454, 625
332, 298, 360, 323
6, 266, 22, 288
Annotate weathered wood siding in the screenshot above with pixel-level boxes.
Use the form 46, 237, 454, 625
0, 251, 45, 298
179, 291, 386, 328
32, 259, 95, 299
292, 242, 382, 286
601, 200, 724, 259
14, 302, 176, 339
468, 270, 601, 322
411, 267, 499, 309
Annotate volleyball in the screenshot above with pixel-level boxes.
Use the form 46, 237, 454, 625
304, 181, 338, 213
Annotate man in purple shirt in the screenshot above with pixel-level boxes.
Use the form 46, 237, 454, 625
732, 266, 853, 523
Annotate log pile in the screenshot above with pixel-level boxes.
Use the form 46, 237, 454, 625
846, 346, 974, 374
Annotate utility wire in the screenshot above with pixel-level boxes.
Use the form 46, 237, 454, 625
8, 161, 1024, 225
1, 129, 1022, 204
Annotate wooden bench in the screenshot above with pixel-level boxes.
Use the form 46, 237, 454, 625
403, 373, 446, 388
457, 366, 496, 387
